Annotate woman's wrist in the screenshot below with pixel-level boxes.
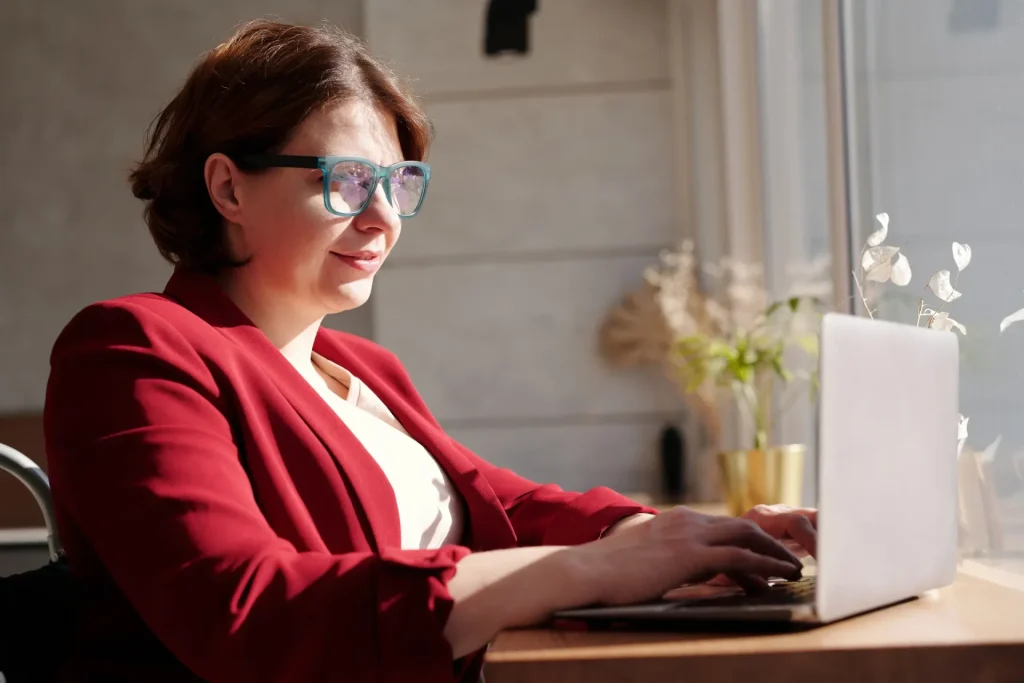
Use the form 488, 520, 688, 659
445, 545, 604, 656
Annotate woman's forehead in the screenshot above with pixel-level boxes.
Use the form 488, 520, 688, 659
289, 101, 402, 163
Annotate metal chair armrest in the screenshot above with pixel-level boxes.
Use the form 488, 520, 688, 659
0, 443, 62, 561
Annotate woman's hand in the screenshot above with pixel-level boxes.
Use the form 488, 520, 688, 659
740, 504, 817, 558
574, 506, 804, 606
703, 504, 817, 589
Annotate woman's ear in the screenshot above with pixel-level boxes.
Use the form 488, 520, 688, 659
204, 153, 245, 223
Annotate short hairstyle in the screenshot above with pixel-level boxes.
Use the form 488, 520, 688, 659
129, 19, 431, 273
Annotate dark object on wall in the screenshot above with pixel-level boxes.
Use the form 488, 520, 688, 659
659, 424, 686, 503
484, 0, 538, 56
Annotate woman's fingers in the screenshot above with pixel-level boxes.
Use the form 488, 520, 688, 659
707, 546, 803, 582
725, 572, 771, 593
785, 514, 817, 558
705, 519, 803, 568
796, 508, 818, 527
663, 582, 743, 601
738, 505, 819, 559
706, 573, 734, 587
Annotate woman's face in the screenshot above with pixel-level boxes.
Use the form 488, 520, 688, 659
216, 100, 405, 319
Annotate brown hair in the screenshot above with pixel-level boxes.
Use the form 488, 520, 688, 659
129, 19, 431, 274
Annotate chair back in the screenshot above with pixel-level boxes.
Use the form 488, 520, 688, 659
0, 443, 75, 683
0, 443, 61, 561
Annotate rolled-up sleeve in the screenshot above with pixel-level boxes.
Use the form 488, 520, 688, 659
44, 303, 468, 683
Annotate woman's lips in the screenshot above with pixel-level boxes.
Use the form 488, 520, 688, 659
331, 250, 383, 273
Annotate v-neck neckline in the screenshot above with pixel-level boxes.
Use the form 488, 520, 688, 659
312, 351, 361, 405
161, 268, 520, 552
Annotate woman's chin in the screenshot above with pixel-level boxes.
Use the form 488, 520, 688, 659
323, 279, 373, 313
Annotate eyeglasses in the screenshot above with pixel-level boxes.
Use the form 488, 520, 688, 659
235, 154, 431, 218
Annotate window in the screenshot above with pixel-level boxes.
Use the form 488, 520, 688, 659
747, 0, 1024, 565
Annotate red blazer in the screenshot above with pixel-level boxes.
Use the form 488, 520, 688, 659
43, 268, 654, 683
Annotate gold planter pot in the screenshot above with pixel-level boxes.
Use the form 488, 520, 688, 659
716, 444, 806, 517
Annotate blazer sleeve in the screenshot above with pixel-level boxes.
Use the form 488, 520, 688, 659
369, 343, 659, 547
44, 302, 469, 683
450, 439, 658, 546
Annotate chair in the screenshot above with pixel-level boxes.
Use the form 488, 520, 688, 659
0, 443, 62, 562
0, 442, 77, 683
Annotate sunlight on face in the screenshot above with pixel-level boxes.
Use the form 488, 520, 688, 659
234, 100, 405, 319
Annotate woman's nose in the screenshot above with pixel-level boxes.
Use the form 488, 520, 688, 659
354, 183, 401, 233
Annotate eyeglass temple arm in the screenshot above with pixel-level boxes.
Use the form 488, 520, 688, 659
235, 154, 321, 170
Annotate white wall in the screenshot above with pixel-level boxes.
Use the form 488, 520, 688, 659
0, 1, 369, 414
366, 0, 684, 493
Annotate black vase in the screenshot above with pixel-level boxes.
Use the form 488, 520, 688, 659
659, 424, 686, 503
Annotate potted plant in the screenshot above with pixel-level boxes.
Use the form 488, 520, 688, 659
598, 241, 825, 511
648, 243, 824, 514
598, 214, 992, 511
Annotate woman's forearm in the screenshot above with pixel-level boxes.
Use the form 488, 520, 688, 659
443, 545, 597, 658
603, 512, 656, 537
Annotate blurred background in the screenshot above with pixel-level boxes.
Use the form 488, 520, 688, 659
1, 0, 1023, 575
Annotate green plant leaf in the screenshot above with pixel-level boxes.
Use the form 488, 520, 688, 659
685, 371, 705, 393
706, 339, 734, 359
796, 334, 820, 356
770, 354, 792, 382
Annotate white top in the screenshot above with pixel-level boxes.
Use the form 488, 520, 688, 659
310, 353, 465, 550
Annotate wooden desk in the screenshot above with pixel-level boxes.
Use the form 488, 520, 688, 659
485, 565, 1024, 683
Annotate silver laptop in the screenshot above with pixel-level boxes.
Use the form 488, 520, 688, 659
554, 312, 960, 626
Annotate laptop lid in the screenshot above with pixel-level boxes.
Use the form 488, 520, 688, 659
815, 312, 959, 623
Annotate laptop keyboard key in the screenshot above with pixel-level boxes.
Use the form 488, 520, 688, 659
668, 576, 816, 609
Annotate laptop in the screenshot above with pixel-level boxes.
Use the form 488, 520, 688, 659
554, 312, 960, 626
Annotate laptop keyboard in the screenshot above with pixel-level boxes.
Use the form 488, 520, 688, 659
669, 576, 817, 609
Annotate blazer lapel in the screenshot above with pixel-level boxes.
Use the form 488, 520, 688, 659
162, 269, 402, 551
316, 334, 519, 552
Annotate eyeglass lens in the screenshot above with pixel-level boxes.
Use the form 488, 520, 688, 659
327, 160, 426, 217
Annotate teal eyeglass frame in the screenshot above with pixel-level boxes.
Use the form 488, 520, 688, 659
235, 154, 431, 218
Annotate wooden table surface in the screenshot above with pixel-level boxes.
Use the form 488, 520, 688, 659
485, 563, 1024, 683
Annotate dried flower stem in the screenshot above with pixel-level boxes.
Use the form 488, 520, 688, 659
852, 270, 875, 319
929, 270, 962, 323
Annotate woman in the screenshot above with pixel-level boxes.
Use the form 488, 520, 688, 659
43, 19, 815, 683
